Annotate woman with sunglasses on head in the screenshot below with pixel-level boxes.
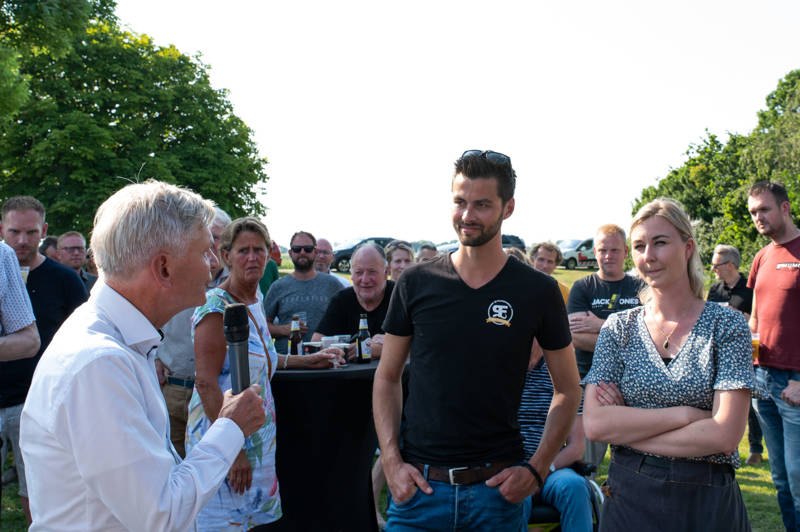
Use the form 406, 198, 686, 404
583, 198, 753, 532
188, 218, 343, 531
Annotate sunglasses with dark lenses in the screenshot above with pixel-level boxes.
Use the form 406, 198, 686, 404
386, 240, 411, 249
461, 150, 511, 166
291, 245, 316, 253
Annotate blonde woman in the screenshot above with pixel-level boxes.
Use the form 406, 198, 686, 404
583, 198, 753, 531
385, 240, 415, 280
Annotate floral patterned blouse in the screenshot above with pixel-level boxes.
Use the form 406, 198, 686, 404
186, 288, 281, 530
584, 302, 754, 466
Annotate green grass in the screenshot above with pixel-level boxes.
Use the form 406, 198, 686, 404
552, 267, 595, 289
1, 483, 26, 532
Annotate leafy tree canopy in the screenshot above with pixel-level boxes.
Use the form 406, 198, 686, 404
0, 22, 268, 235
632, 70, 800, 270
0, 0, 116, 120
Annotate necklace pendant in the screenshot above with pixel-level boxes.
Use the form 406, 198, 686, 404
663, 339, 670, 350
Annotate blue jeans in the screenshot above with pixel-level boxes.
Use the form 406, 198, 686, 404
753, 366, 800, 532
386, 466, 524, 531
522, 468, 593, 532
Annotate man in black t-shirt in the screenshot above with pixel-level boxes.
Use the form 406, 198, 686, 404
707, 244, 753, 316
0, 196, 88, 523
707, 244, 763, 466
374, 150, 581, 531
567, 224, 645, 468
313, 243, 394, 360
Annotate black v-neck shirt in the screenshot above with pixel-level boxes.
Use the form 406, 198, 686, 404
383, 254, 571, 466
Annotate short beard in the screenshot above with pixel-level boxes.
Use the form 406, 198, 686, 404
455, 213, 503, 248
293, 256, 313, 272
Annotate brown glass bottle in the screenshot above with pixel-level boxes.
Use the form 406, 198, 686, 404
356, 313, 371, 363
288, 314, 303, 356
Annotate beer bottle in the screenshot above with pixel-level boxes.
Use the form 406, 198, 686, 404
288, 314, 303, 356
356, 313, 371, 363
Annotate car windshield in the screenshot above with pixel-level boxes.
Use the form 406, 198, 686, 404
558, 239, 582, 250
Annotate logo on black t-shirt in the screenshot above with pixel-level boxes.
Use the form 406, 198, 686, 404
486, 300, 513, 327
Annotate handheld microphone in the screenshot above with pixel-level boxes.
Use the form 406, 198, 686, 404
223, 303, 250, 394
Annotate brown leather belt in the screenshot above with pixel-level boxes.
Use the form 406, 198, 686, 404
412, 461, 514, 486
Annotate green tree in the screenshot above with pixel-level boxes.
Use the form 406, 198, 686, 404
0, 0, 116, 120
632, 70, 800, 270
0, 23, 267, 234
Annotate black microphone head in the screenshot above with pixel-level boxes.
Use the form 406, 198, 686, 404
223, 303, 249, 343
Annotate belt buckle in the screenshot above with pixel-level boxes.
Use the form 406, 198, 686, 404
448, 466, 469, 485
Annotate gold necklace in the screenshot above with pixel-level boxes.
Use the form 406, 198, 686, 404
650, 310, 680, 350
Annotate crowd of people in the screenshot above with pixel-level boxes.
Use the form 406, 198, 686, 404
0, 149, 797, 531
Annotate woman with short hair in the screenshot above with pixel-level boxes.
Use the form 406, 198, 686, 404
188, 217, 341, 530
385, 240, 415, 280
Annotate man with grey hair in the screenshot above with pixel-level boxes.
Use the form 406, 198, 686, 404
313, 243, 392, 360
707, 244, 752, 317
706, 243, 761, 465
20, 181, 266, 531
57, 231, 97, 292
153, 206, 231, 457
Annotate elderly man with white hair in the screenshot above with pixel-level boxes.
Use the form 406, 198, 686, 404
20, 180, 266, 531
312, 243, 393, 360
154, 206, 232, 458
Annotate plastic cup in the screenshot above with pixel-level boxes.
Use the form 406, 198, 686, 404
751, 333, 759, 359
331, 343, 350, 368
321, 336, 337, 349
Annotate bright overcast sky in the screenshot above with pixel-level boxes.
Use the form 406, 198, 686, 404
115, 0, 799, 249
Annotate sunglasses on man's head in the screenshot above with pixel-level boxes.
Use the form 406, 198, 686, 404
461, 150, 511, 166
386, 240, 411, 249
291, 245, 315, 253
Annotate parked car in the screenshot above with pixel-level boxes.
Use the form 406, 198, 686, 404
436, 234, 526, 255
502, 234, 526, 253
333, 237, 396, 273
559, 238, 596, 269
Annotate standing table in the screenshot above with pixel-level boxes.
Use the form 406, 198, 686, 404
263, 360, 379, 532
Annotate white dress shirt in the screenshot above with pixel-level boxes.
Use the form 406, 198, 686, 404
21, 282, 245, 531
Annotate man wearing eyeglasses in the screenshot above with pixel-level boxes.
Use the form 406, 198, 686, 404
374, 150, 581, 531
707, 245, 752, 318
706, 244, 762, 466
57, 231, 97, 292
314, 238, 350, 287
264, 231, 344, 353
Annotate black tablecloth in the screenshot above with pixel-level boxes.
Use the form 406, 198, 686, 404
262, 361, 379, 532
